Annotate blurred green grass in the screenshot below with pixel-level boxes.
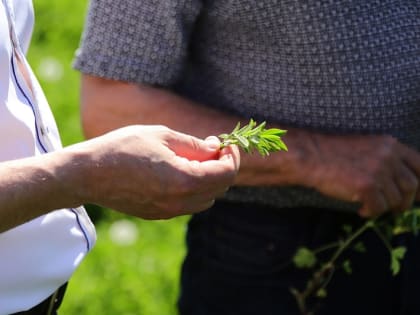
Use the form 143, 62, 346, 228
28, 1, 187, 314
59, 212, 187, 315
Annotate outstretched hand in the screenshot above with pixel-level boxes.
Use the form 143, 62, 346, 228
66, 125, 240, 219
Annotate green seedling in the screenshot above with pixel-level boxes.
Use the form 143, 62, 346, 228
219, 119, 287, 156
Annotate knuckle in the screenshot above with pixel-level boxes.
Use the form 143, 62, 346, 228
151, 125, 171, 138
154, 124, 169, 132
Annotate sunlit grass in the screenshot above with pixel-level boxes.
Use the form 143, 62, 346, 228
60, 213, 188, 315
28, 0, 89, 145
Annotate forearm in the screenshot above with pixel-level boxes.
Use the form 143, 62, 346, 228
80, 75, 235, 139
80, 75, 305, 187
0, 150, 87, 232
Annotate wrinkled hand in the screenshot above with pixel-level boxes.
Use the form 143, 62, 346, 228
302, 134, 420, 217
68, 125, 240, 219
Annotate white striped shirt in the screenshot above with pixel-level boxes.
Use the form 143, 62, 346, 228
0, 0, 96, 313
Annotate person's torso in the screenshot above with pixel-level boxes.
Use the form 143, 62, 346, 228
177, 0, 420, 149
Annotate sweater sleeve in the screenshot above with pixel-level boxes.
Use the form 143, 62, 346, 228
73, 0, 203, 87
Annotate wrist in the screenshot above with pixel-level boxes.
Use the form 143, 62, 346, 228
53, 145, 95, 207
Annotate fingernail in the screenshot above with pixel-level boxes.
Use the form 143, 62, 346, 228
205, 136, 221, 150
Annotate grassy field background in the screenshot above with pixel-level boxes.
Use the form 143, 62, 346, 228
28, 1, 188, 314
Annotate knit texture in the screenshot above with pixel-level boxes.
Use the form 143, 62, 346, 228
74, 0, 420, 211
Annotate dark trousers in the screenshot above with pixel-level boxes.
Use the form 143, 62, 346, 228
178, 201, 420, 315
11, 283, 67, 315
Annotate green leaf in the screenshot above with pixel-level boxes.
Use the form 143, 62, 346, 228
263, 128, 287, 136
342, 260, 352, 274
412, 208, 419, 236
232, 122, 241, 134
342, 224, 353, 235
277, 140, 288, 151
258, 147, 270, 156
238, 119, 255, 134
236, 134, 250, 149
353, 241, 366, 253
293, 247, 317, 269
316, 288, 328, 298
390, 246, 407, 276
262, 134, 282, 143
249, 135, 260, 145
392, 209, 420, 235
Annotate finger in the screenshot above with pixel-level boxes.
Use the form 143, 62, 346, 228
395, 164, 418, 212
219, 144, 240, 169
401, 145, 420, 178
358, 192, 388, 218
200, 156, 239, 184
168, 157, 237, 198
168, 132, 221, 162
204, 135, 222, 148
381, 179, 402, 212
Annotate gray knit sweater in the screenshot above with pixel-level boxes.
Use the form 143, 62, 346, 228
74, 0, 420, 212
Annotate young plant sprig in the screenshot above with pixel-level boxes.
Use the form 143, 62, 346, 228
219, 119, 287, 156
290, 208, 420, 315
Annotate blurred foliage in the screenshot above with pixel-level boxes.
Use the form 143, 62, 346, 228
60, 213, 188, 315
28, 1, 188, 314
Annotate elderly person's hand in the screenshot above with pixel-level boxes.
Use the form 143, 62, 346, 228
236, 129, 420, 218
65, 125, 240, 219
0, 125, 239, 232
289, 133, 420, 218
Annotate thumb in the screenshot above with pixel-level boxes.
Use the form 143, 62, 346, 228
168, 133, 221, 162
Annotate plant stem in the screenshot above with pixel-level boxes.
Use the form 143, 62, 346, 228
291, 218, 377, 315
312, 242, 341, 255
371, 225, 393, 253
329, 219, 375, 264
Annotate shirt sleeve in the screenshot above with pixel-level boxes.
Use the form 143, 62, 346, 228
73, 0, 203, 87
